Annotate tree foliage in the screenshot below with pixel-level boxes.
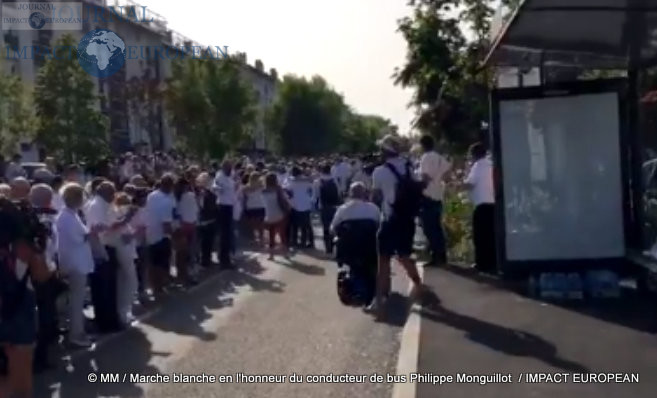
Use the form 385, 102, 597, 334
267, 75, 394, 156
0, 52, 35, 155
395, 0, 521, 152
165, 57, 257, 160
34, 34, 109, 163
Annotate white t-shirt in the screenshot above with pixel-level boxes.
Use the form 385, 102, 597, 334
55, 208, 94, 275
51, 192, 65, 212
145, 190, 175, 245
332, 161, 352, 193
419, 151, 451, 201
372, 157, 410, 220
84, 196, 113, 259
178, 191, 199, 224
330, 200, 381, 231
464, 157, 495, 206
109, 205, 137, 258
287, 178, 314, 212
242, 188, 265, 210
213, 172, 237, 206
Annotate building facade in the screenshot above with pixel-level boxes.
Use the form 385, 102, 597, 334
1, 0, 277, 160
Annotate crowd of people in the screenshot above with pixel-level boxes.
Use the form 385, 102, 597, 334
0, 134, 496, 398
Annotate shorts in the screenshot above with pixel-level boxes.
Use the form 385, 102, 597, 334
0, 292, 37, 346
149, 238, 172, 270
377, 218, 415, 258
244, 208, 265, 222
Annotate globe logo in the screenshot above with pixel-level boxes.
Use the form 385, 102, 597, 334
78, 29, 126, 79
29, 12, 46, 30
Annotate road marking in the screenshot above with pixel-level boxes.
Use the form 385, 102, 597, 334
392, 265, 424, 398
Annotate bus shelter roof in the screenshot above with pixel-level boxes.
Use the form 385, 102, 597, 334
484, 0, 657, 70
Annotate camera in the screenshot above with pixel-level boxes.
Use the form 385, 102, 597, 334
0, 197, 50, 254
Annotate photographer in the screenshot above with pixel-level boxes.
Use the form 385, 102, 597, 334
0, 197, 52, 398
29, 184, 62, 373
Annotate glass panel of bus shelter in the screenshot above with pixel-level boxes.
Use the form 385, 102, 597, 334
499, 93, 625, 261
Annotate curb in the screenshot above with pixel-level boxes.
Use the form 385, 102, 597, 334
392, 265, 424, 398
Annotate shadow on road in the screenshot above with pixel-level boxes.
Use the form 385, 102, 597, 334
35, 255, 285, 397
441, 264, 657, 334
35, 328, 165, 398
417, 303, 590, 373
273, 258, 326, 276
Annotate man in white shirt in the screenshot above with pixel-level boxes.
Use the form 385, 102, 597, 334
418, 135, 452, 266
330, 182, 380, 232
146, 174, 176, 293
463, 142, 496, 274
287, 166, 315, 249
332, 158, 352, 196
369, 134, 426, 318
212, 160, 237, 268
84, 181, 125, 332
29, 184, 60, 369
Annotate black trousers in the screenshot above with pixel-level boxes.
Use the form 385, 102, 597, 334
320, 206, 337, 254
472, 203, 496, 273
34, 276, 61, 366
218, 205, 234, 265
291, 210, 313, 248
89, 247, 120, 332
198, 222, 216, 266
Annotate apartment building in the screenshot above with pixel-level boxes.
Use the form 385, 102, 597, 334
1, 0, 277, 160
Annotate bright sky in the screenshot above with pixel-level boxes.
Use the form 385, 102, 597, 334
142, 0, 415, 133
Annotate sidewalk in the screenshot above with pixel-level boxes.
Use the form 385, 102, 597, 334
415, 266, 657, 398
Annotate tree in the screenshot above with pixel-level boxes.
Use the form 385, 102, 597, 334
165, 57, 256, 160
0, 52, 35, 155
395, 0, 521, 152
34, 34, 109, 163
267, 75, 349, 156
341, 113, 394, 153
125, 73, 163, 150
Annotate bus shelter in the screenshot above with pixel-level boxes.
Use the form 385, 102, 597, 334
484, 0, 657, 281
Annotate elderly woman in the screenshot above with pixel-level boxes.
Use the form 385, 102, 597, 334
55, 183, 98, 347
10, 177, 30, 201
0, 183, 11, 197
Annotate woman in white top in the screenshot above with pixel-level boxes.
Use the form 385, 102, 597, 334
173, 177, 199, 285
55, 183, 100, 348
240, 173, 266, 243
111, 193, 139, 326
262, 172, 291, 260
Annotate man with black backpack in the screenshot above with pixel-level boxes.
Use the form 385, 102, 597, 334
367, 134, 427, 318
314, 163, 342, 254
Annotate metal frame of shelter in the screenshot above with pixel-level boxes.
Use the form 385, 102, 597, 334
484, 0, 657, 277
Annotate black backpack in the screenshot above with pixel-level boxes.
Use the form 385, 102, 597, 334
319, 179, 340, 208
385, 161, 424, 221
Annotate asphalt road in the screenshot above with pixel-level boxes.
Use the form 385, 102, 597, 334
35, 250, 411, 398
